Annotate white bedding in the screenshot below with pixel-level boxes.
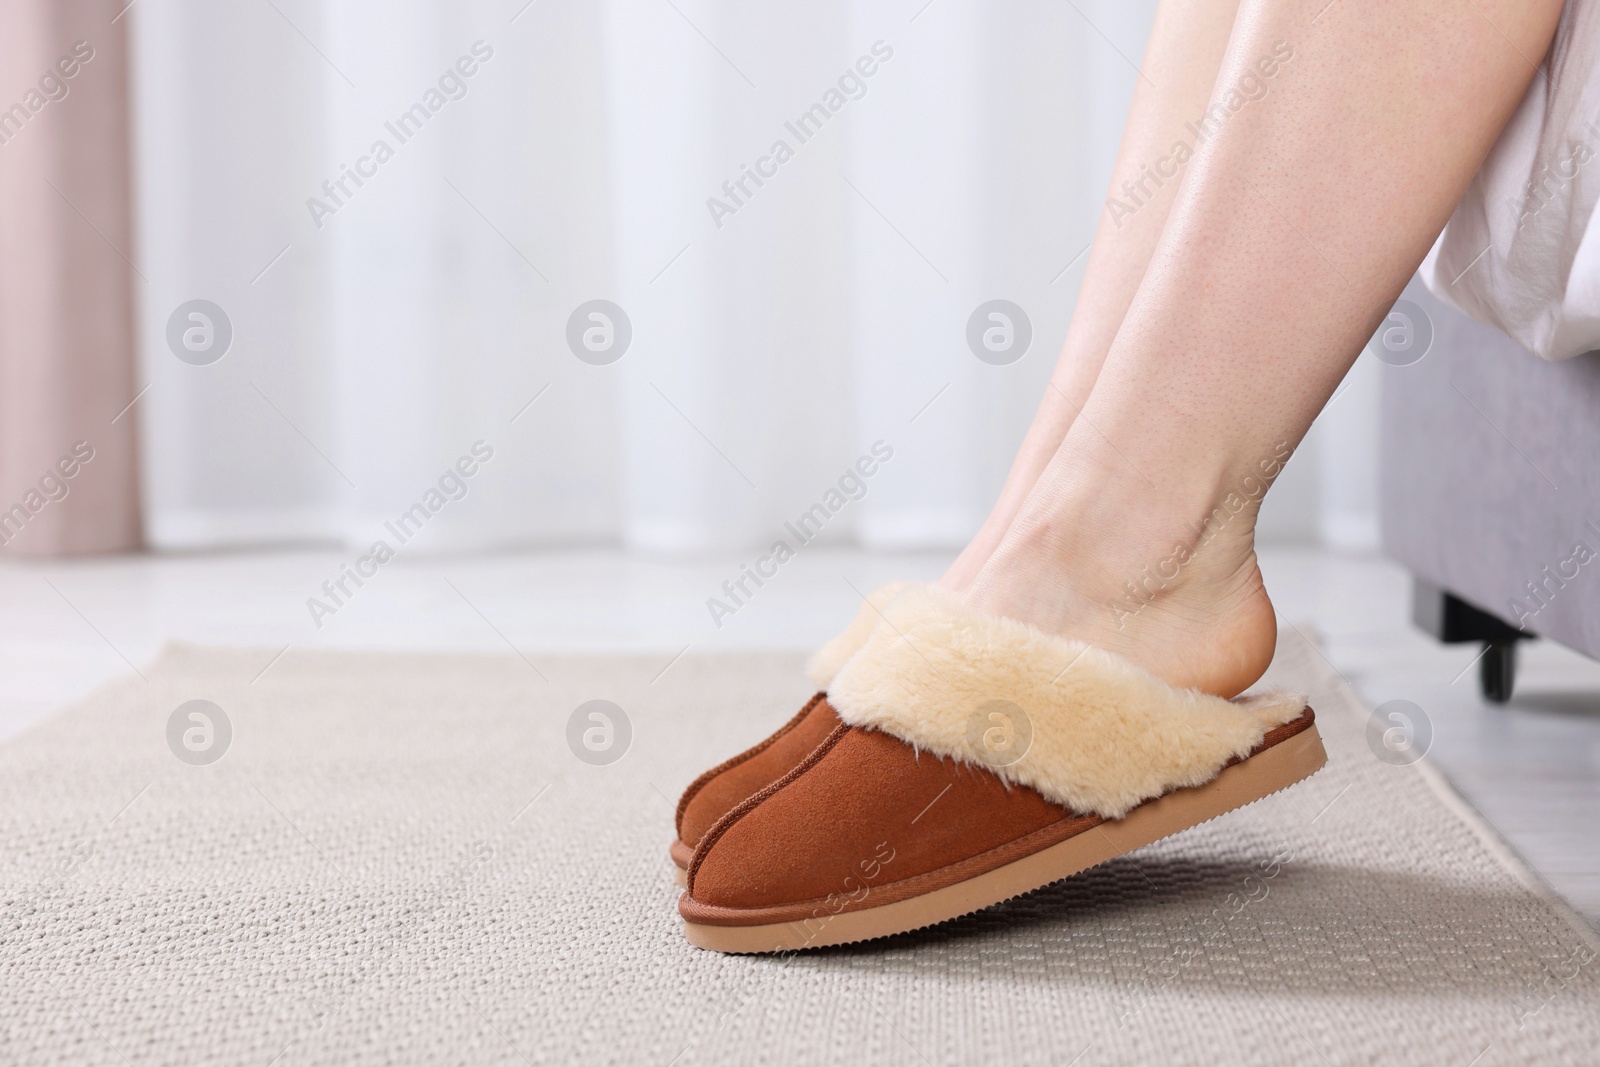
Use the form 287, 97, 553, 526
1421, 0, 1600, 361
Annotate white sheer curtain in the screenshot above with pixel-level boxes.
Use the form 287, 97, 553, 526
127, 0, 1180, 554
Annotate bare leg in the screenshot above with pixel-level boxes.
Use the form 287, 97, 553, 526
964, 0, 1563, 696
941, 0, 1242, 590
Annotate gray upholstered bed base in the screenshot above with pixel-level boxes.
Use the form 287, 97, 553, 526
1379, 278, 1600, 666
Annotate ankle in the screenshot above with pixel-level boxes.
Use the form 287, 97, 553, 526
1037, 433, 1293, 601
960, 440, 1291, 696
979, 495, 1260, 632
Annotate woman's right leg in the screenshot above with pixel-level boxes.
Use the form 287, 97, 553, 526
961, 0, 1563, 698
941, 0, 1242, 590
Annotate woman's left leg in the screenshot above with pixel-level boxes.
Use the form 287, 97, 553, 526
941, 0, 1244, 590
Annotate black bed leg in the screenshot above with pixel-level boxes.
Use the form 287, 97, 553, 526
1411, 577, 1531, 705
1479, 641, 1517, 705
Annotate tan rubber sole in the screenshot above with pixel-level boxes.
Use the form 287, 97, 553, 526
684, 721, 1326, 953
670, 838, 691, 887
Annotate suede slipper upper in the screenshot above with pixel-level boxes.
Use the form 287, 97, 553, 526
679, 586, 1326, 953
670, 582, 914, 874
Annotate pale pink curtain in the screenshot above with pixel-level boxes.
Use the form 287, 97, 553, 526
0, 0, 140, 555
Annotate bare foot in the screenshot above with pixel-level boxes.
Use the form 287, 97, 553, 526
960, 441, 1282, 699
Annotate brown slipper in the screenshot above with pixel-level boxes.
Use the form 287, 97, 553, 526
679, 586, 1326, 951
668, 583, 912, 886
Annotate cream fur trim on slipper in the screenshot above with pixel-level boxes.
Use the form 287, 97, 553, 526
826, 585, 1306, 819
805, 582, 916, 690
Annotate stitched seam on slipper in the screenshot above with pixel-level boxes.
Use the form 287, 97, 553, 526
687, 719, 853, 895
675, 692, 826, 836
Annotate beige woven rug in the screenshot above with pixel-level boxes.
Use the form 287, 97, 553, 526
2, 635, 1597, 1066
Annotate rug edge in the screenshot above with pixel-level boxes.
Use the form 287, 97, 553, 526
1412, 754, 1600, 948
1283, 621, 1600, 949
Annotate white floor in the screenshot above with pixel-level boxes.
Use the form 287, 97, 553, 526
4, 545, 1598, 925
